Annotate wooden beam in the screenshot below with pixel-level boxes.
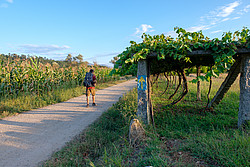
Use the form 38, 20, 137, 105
187, 50, 212, 55
147, 48, 250, 57
188, 48, 250, 55
208, 57, 241, 108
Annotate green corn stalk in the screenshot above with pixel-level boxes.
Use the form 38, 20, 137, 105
0, 56, 119, 98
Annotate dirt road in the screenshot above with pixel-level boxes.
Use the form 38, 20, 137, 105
0, 79, 137, 167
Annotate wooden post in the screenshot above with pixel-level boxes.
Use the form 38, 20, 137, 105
137, 60, 150, 124
207, 57, 241, 108
238, 54, 250, 127
147, 60, 154, 125
196, 66, 201, 101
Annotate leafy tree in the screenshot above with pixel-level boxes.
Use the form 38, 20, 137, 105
110, 56, 118, 65
65, 54, 72, 63
76, 54, 83, 63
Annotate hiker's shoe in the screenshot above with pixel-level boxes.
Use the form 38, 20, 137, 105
86, 104, 89, 108
92, 103, 97, 106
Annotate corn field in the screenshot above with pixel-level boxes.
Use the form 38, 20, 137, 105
0, 57, 120, 98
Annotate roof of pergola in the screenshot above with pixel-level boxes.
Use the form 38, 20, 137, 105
146, 48, 250, 74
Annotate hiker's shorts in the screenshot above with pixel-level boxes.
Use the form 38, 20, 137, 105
86, 88, 96, 96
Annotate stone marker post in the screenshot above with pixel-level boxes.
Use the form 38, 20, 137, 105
239, 54, 250, 127
137, 60, 150, 124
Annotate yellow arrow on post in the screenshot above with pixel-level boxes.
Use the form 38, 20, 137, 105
139, 76, 145, 90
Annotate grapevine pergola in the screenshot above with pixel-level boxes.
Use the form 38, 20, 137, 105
115, 27, 250, 128
137, 48, 250, 128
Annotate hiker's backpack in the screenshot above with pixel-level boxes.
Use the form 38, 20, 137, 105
84, 72, 94, 87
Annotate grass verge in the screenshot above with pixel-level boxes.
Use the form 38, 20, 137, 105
42, 88, 138, 167
0, 79, 131, 119
43, 75, 249, 167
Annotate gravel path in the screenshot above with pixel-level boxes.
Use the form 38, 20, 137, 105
0, 79, 137, 167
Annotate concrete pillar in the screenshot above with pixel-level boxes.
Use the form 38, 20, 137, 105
137, 60, 150, 124
238, 55, 250, 128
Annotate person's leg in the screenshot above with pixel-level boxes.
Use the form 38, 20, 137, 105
86, 88, 90, 107
92, 88, 97, 106
87, 96, 90, 105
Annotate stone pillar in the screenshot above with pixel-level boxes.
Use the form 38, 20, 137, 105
238, 55, 250, 128
137, 60, 150, 124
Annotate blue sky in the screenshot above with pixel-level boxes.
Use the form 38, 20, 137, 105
0, 0, 250, 66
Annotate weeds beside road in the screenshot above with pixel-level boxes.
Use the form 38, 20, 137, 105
0, 79, 128, 119
44, 76, 249, 167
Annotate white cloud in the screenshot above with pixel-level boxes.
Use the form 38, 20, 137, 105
238, 4, 250, 14
135, 24, 154, 35
190, 1, 247, 34
6, 0, 13, 3
84, 52, 120, 61
163, 26, 211, 38
200, 1, 242, 25
217, 1, 240, 17
186, 25, 211, 32
46, 53, 70, 60
165, 31, 177, 37
221, 18, 230, 22
211, 30, 223, 34
137, 1, 246, 38
1, 0, 13, 8
18, 44, 70, 55
243, 5, 250, 12
0, 3, 8, 8
95, 52, 120, 58
163, 1, 246, 36
232, 16, 240, 20
164, 26, 211, 37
